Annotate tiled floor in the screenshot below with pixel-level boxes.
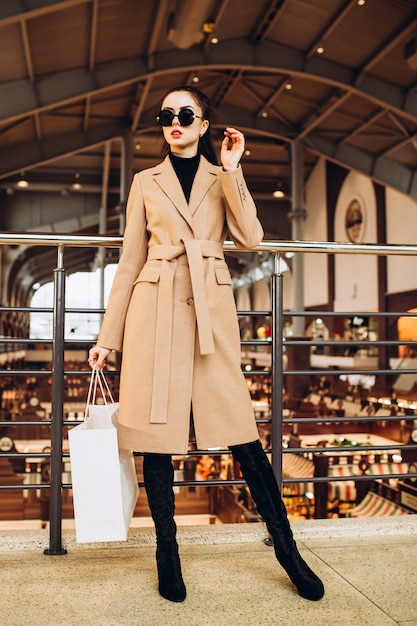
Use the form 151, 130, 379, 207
1, 516, 416, 626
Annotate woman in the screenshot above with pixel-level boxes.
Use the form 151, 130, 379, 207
89, 85, 324, 603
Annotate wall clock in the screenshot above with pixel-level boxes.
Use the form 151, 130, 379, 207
408, 463, 417, 483
0, 436, 13, 452
345, 198, 365, 243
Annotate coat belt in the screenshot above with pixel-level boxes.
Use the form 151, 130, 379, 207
147, 239, 224, 423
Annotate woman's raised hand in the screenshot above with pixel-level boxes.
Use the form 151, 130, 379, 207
88, 345, 111, 370
220, 127, 245, 171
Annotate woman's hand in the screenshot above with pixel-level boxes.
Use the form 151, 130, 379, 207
88, 345, 111, 371
220, 127, 245, 171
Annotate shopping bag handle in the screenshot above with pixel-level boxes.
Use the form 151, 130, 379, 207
96, 369, 115, 404
84, 367, 116, 421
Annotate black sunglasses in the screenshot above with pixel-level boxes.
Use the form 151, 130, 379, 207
156, 108, 204, 127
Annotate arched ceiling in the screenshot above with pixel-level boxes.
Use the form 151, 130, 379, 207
0, 0, 417, 299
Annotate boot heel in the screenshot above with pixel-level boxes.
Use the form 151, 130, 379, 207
156, 545, 187, 602
275, 547, 324, 601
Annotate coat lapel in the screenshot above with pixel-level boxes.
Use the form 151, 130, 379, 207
189, 157, 218, 216
152, 156, 192, 227
152, 156, 219, 228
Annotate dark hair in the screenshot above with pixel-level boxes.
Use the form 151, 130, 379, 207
159, 85, 218, 165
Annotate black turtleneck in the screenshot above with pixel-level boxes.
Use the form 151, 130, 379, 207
169, 152, 200, 203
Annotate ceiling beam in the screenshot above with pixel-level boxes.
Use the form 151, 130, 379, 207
146, 0, 171, 70
0, 39, 416, 129
341, 109, 386, 143
0, 0, 91, 25
130, 77, 153, 132
0, 120, 129, 178
20, 19, 34, 81
297, 89, 351, 140
88, 0, 99, 72
356, 12, 417, 82
306, 0, 359, 59
250, 0, 290, 45
306, 131, 417, 201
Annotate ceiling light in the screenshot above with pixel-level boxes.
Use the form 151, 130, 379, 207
192, 76, 200, 83
316, 46, 324, 54
72, 172, 81, 190
273, 181, 285, 198
203, 20, 215, 34
261, 111, 268, 118
17, 179, 29, 188
357, 0, 365, 5
285, 82, 293, 90
210, 36, 219, 44
244, 149, 251, 156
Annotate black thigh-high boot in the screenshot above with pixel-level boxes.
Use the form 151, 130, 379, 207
229, 440, 324, 601
143, 453, 186, 602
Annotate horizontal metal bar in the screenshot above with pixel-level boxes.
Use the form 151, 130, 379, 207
283, 415, 416, 424
283, 369, 417, 375
0, 307, 53, 313
0, 233, 124, 247
0, 421, 52, 426
285, 310, 417, 317
64, 308, 106, 314
0, 338, 52, 344
237, 310, 271, 316
0, 484, 50, 490
225, 240, 417, 256
3, 233, 417, 256
240, 339, 271, 346
1, 306, 415, 317
0, 370, 52, 376
285, 339, 417, 346
282, 473, 409, 484
285, 444, 416, 454
2, 452, 51, 458
0, 473, 410, 491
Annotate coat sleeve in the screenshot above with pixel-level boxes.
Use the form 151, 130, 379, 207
219, 166, 264, 248
97, 174, 148, 351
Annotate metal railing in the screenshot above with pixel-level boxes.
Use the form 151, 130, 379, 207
1, 234, 417, 554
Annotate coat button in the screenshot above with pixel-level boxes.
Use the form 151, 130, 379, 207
186, 297, 194, 305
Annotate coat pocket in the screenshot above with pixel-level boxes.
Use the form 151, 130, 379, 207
133, 264, 161, 285
214, 265, 232, 285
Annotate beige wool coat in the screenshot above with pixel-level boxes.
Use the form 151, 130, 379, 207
97, 155, 264, 454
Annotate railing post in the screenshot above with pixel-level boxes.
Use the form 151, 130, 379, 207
264, 255, 284, 547
44, 245, 67, 555
270, 254, 284, 489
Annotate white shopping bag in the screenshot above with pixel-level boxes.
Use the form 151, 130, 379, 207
69, 369, 139, 543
